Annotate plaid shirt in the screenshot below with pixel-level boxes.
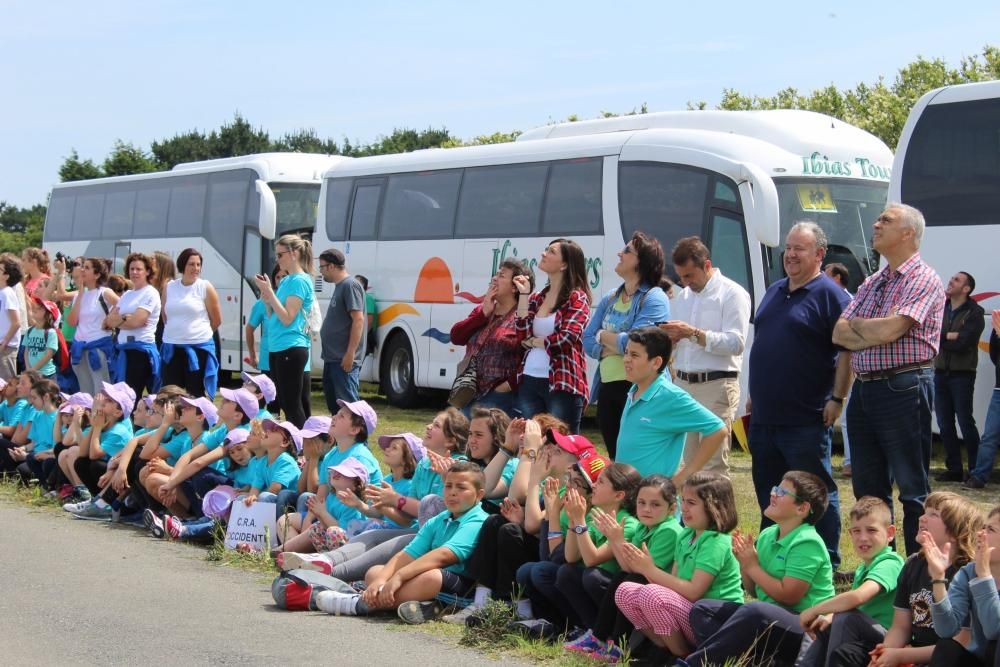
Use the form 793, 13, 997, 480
514, 287, 591, 400
841, 253, 944, 373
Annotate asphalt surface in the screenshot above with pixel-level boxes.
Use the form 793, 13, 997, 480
0, 502, 521, 666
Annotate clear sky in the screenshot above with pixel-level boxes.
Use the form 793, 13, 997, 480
2, 1, 998, 208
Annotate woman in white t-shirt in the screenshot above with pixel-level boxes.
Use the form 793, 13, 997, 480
67, 258, 119, 395
0, 256, 24, 381
160, 248, 222, 398
104, 253, 162, 404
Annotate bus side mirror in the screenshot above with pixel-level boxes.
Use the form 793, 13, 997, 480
256, 180, 277, 240
738, 164, 780, 248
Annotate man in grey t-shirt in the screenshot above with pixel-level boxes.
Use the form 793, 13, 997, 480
319, 249, 366, 409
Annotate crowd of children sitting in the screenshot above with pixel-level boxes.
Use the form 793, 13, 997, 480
0, 365, 998, 666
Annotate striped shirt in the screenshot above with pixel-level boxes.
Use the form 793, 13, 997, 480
841, 253, 944, 373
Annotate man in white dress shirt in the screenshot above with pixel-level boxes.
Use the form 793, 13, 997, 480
659, 237, 751, 476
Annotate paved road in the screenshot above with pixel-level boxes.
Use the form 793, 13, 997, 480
0, 502, 520, 666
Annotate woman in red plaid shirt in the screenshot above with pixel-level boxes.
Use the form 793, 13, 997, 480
512, 239, 592, 434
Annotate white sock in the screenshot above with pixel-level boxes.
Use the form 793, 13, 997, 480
516, 599, 533, 620
472, 585, 491, 608
94, 499, 109, 509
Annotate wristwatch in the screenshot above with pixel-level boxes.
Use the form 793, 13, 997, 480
396, 496, 407, 511
571, 524, 587, 535
689, 329, 700, 343
523, 449, 538, 461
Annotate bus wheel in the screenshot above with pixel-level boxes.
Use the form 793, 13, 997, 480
381, 334, 418, 407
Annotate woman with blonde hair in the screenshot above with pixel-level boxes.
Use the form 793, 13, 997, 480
254, 234, 315, 427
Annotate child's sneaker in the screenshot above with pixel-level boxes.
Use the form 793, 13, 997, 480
564, 630, 603, 654
441, 604, 480, 625
144, 509, 166, 538
62, 499, 91, 512
43, 489, 58, 499
75, 485, 92, 502
314, 590, 360, 616
71, 501, 113, 521
589, 642, 623, 664
277, 551, 334, 575
165, 515, 185, 539
396, 600, 443, 624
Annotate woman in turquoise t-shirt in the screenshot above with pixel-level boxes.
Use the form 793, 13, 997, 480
245, 264, 287, 373
254, 234, 314, 428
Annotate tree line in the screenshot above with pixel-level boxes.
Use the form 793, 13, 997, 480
2, 45, 996, 254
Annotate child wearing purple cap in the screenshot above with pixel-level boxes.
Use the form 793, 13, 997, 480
63, 381, 135, 520
243, 420, 301, 506
277, 415, 334, 517
276, 457, 368, 553
338, 433, 422, 531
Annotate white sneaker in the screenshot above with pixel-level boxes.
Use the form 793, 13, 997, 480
314, 590, 359, 616
63, 499, 91, 512
278, 551, 334, 575
441, 605, 480, 625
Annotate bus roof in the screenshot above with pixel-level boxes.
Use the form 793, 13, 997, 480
51, 152, 344, 191
911, 80, 1000, 106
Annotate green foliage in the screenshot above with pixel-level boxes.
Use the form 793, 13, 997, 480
345, 127, 454, 157
59, 149, 103, 182
273, 128, 340, 155
711, 44, 999, 148
0, 202, 44, 254
102, 140, 159, 177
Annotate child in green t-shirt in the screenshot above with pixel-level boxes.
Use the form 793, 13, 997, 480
799, 496, 905, 665
613, 472, 742, 660
685, 470, 834, 667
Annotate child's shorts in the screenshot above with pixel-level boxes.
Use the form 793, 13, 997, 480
439, 570, 476, 599
307, 522, 349, 552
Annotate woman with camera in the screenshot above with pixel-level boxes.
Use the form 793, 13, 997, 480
253, 233, 314, 428
104, 252, 162, 405
67, 257, 119, 395
160, 248, 221, 398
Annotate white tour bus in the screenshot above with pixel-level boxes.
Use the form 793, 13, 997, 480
891, 80, 1000, 425
42, 152, 344, 373
314, 110, 893, 408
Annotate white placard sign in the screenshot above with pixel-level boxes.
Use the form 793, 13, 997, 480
224, 501, 278, 550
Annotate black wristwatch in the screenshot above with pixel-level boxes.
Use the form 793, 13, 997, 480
830, 396, 844, 405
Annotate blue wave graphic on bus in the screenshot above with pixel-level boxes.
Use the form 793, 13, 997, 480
422, 328, 452, 344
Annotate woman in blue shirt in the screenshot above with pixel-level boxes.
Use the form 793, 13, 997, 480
254, 234, 315, 428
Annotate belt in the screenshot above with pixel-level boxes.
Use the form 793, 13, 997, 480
855, 362, 933, 383
676, 370, 738, 384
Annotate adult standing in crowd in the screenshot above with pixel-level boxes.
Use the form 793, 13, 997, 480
450, 258, 533, 417
150, 251, 176, 347
824, 262, 854, 476
513, 238, 592, 434
833, 203, 944, 555
583, 231, 669, 458
0, 255, 23, 381
355, 274, 377, 357
932, 271, 985, 482
20, 247, 51, 299
104, 252, 162, 403
661, 236, 750, 477
748, 222, 850, 571
965, 309, 1000, 488
256, 234, 314, 428
160, 248, 221, 398
68, 257, 119, 395
318, 249, 365, 409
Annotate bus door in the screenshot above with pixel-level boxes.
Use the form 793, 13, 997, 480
240, 229, 264, 373
344, 178, 384, 383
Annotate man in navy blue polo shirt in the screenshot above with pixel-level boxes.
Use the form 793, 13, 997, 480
748, 222, 852, 571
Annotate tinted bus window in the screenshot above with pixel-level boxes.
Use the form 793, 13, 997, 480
325, 179, 353, 242
618, 162, 709, 252
456, 163, 547, 237
381, 170, 461, 239
543, 158, 603, 235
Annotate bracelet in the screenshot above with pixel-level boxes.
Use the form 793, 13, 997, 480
931, 579, 948, 586
498, 447, 514, 458
830, 396, 844, 405
546, 531, 562, 538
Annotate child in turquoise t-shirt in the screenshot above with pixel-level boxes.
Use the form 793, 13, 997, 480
23, 300, 60, 378
19, 378, 61, 488
612, 472, 742, 661
686, 471, 835, 667
244, 419, 301, 505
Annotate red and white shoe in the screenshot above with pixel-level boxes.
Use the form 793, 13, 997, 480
277, 551, 334, 575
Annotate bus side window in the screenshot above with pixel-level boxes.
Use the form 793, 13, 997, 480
349, 182, 381, 240
325, 179, 353, 242
708, 212, 752, 297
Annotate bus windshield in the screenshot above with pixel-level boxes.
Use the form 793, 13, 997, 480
270, 183, 320, 236
766, 179, 888, 292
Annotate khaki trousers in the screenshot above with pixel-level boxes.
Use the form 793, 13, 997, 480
676, 376, 740, 477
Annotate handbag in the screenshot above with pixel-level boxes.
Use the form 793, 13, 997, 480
448, 353, 478, 408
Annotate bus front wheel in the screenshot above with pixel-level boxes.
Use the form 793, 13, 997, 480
381, 334, 418, 407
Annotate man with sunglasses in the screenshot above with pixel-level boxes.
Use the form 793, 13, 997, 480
318, 249, 367, 409
833, 204, 945, 555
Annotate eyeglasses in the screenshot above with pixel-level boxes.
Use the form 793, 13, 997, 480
771, 486, 804, 502
319, 263, 331, 270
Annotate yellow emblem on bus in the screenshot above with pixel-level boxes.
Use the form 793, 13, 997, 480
797, 184, 837, 212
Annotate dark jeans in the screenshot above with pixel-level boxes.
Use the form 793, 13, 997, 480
687, 600, 804, 667
516, 560, 566, 628
322, 361, 360, 413
970, 388, 1000, 483
161, 345, 210, 398
848, 368, 934, 555
930, 637, 998, 667
934, 372, 980, 475
801, 609, 885, 667
122, 348, 154, 408
464, 514, 539, 600
596, 380, 630, 459
73, 457, 108, 495
749, 422, 842, 569
555, 563, 614, 631
515, 375, 584, 434
467, 388, 516, 419
269, 347, 311, 428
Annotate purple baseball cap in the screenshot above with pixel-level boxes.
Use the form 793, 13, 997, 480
142, 395, 156, 409
100, 381, 136, 418
328, 457, 370, 484
202, 485, 237, 520
336, 399, 377, 434
220, 387, 259, 421
299, 415, 332, 439
59, 392, 94, 414
241, 371, 276, 404
223, 428, 250, 448
179, 396, 219, 428
263, 418, 303, 452
377, 432, 426, 463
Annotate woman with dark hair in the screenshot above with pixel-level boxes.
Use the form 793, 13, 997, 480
160, 248, 222, 398
105, 252, 162, 403
254, 234, 314, 428
0, 256, 24, 380
513, 238, 592, 434
450, 258, 534, 417
67, 258, 119, 394
583, 231, 670, 457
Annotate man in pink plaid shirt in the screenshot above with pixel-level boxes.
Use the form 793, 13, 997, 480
833, 203, 944, 555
